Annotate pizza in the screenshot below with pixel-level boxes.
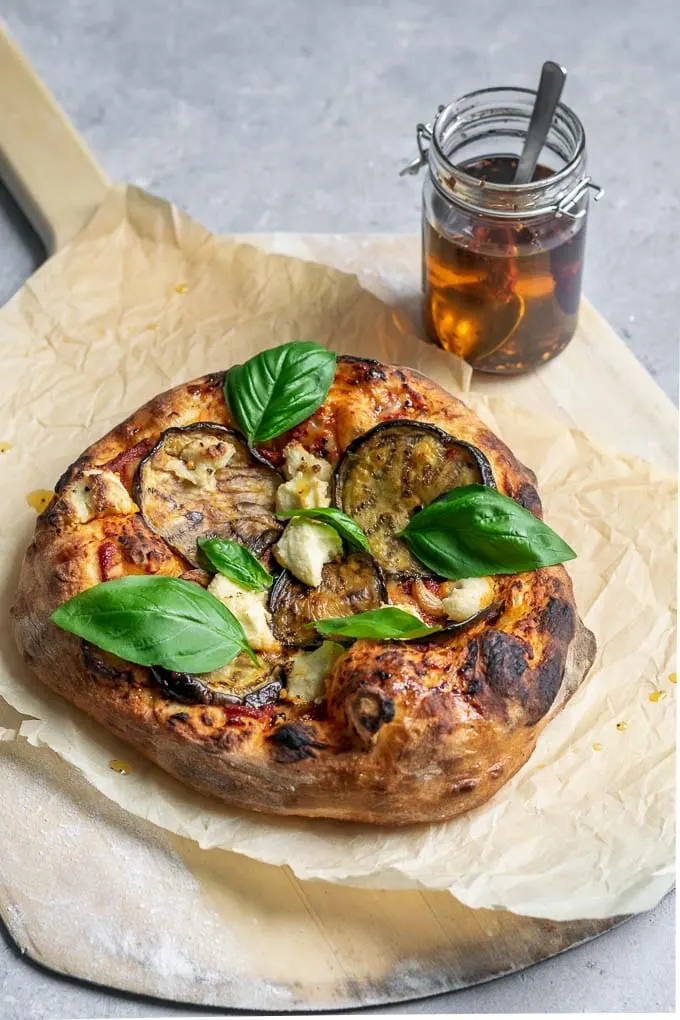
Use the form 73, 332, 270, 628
11, 348, 595, 825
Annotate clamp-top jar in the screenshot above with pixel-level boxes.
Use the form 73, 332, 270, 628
403, 88, 603, 374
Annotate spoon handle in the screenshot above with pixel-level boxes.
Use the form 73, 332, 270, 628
514, 61, 567, 185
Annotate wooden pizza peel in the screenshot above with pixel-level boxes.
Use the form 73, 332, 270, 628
0, 23, 673, 1012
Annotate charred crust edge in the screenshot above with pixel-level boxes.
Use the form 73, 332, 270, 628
336, 354, 388, 381
346, 687, 396, 747
480, 630, 530, 699
540, 597, 576, 645
336, 354, 383, 367
515, 481, 543, 517
531, 649, 565, 724
267, 722, 327, 763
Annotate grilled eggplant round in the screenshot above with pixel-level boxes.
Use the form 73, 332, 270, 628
11, 356, 594, 825
270, 553, 387, 648
335, 420, 494, 574
151, 657, 283, 708
135, 423, 282, 566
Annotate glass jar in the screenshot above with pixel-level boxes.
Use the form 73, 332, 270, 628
403, 88, 603, 374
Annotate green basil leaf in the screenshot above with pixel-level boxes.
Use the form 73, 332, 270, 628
224, 341, 336, 444
276, 507, 370, 552
51, 575, 256, 673
398, 484, 576, 579
198, 537, 273, 591
316, 607, 441, 641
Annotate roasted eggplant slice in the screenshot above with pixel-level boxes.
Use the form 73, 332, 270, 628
270, 552, 387, 648
152, 654, 283, 708
83, 643, 148, 687
135, 423, 283, 566
335, 420, 495, 575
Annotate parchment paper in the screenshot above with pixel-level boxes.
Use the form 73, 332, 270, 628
0, 186, 675, 921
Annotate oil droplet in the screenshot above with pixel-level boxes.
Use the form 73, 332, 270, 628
0, 441, 11, 454
26, 489, 54, 512
109, 759, 134, 775
648, 690, 667, 703
669, 673, 677, 685
592, 743, 603, 751
175, 282, 189, 294
616, 721, 627, 731
145, 322, 158, 330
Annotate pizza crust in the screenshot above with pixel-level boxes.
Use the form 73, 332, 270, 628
11, 356, 595, 825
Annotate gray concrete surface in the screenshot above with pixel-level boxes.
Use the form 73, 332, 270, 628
0, 1, 676, 1016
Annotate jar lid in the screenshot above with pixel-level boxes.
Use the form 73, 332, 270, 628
401, 89, 603, 220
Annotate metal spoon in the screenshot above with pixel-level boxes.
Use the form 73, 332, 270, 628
514, 61, 567, 185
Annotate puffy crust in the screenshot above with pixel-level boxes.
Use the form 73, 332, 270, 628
11, 356, 595, 824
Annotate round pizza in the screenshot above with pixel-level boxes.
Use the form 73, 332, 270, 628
11, 345, 595, 825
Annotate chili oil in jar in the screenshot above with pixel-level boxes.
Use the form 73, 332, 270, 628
408, 88, 602, 374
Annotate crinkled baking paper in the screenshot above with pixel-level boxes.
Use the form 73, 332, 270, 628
0, 186, 674, 921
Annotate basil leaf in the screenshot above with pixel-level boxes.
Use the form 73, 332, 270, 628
398, 484, 576, 579
198, 537, 273, 591
225, 341, 336, 444
316, 607, 441, 641
51, 575, 256, 673
276, 507, 370, 552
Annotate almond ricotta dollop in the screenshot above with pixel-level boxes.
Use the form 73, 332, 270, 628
208, 573, 279, 652
273, 517, 343, 587
64, 470, 138, 524
155, 434, 235, 489
275, 442, 332, 512
286, 641, 345, 702
441, 576, 494, 622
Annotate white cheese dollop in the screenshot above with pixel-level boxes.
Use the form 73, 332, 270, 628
275, 441, 332, 512
208, 573, 279, 652
65, 469, 138, 524
441, 577, 494, 622
286, 641, 345, 702
273, 517, 342, 587
156, 435, 234, 490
